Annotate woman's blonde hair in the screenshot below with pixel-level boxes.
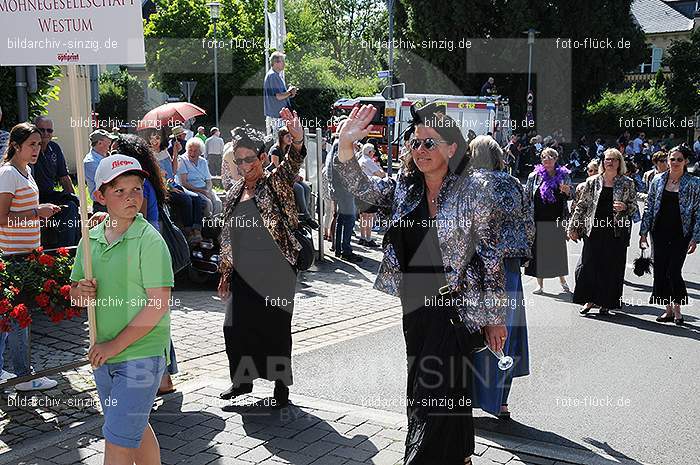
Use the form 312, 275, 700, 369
540, 147, 559, 160
599, 148, 627, 175
469, 135, 505, 171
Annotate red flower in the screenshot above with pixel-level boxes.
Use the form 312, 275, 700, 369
39, 254, 55, 267
0, 261, 5, 271
60, 285, 72, 298
36, 246, 44, 253
43, 279, 58, 292
18, 314, 32, 328
35, 293, 50, 308
0, 299, 11, 315
10, 303, 27, 319
9, 286, 20, 296
57, 247, 70, 257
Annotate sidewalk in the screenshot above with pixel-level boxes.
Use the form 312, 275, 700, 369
3, 376, 624, 465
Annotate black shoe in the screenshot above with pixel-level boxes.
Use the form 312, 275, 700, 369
358, 238, 367, 246
272, 381, 289, 409
674, 317, 684, 325
579, 305, 592, 315
599, 308, 610, 315
334, 250, 341, 258
365, 239, 379, 248
300, 215, 320, 230
656, 314, 674, 322
341, 252, 363, 263
219, 383, 253, 400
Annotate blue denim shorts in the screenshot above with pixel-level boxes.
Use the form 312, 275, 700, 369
93, 356, 166, 448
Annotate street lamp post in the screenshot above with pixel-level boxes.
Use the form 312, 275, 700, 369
208, 2, 221, 128
385, 0, 395, 177
524, 28, 538, 93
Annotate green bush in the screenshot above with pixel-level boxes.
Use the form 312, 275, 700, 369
286, 55, 379, 128
0, 66, 61, 127
584, 84, 673, 135
94, 69, 147, 126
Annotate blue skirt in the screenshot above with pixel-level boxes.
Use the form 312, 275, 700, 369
471, 258, 530, 415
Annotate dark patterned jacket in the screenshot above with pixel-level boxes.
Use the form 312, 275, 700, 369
491, 170, 534, 259
641, 172, 700, 243
568, 174, 637, 239
524, 169, 574, 219
218, 144, 306, 280
333, 157, 509, 332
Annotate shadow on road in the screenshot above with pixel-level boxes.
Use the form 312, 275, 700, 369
475, 416, 646, 464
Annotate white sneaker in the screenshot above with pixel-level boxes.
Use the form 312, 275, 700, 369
15, 376, 58, 391
0, 370, 17, 381
533, 287, 544, 295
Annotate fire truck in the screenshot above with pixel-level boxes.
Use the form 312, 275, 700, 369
330, 92, 512, 159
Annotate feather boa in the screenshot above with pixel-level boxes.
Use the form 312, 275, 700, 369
535, 164, 570, 203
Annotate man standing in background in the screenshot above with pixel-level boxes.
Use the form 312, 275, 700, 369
32, 116, 80, 246
263, 51, 298, 136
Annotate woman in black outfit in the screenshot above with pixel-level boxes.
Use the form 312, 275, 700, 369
640, 146, 700, 324
334, 103, 509, 465
217, 110, 307, 407
568, 149, 637, 315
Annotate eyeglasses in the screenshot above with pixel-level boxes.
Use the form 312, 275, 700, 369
541, 155, 556, 160
37, 128, 54, 134
604, 158, 620, 162
233, 155, 259, 166
668, 157, 685, 163
409, 138, 448, 151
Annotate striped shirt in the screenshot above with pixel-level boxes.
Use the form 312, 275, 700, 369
0, 164, 41, 254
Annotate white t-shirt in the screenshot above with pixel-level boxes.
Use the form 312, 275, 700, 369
359, 154, 382, 178
0, 164, 41, 253
205, 136, 225, 157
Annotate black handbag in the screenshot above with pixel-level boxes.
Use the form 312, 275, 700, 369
158, 205, 191, 275
268, 184, 315, 272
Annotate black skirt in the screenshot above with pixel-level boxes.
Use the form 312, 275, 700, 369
650, 190, 689, 306
573, 187, 628, 308
395, 193, 477, 465
525, 189, 568, 279
223, 199, 297, 386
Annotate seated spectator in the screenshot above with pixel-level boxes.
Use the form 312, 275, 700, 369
177, 137, 223, 216
147, 129, 205, 244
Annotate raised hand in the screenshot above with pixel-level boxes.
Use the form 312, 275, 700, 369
337, 105, 377, 162
279, 108, 303, 143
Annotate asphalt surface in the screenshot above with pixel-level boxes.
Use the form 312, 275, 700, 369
290, 222, 700, 465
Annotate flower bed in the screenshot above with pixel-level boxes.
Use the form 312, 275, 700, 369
0, 246, 81, 331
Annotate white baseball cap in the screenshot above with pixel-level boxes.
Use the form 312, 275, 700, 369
93, 154, 149, 195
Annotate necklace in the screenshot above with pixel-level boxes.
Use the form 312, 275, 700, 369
244, 183, 256, 191
669, 175, 681, 185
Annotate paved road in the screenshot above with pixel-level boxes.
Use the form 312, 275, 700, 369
290, 224, 700, 465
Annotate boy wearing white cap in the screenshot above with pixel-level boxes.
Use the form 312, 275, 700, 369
69, 154, 173, 465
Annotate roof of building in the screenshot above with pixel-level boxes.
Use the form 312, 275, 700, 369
632, 0, 695, 33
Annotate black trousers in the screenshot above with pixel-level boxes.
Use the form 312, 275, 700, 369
650, 231, 690, 306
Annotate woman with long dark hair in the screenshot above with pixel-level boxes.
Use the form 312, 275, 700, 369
217, 109, 306, 407
640, 145, 700, 324
524, 148, 572, 294
569, 148, 637, 315
110, 134, 169, 231
0, 123, 61, 391
334, 104, 508, 465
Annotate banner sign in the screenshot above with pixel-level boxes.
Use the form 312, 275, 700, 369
0, 0, 145, 65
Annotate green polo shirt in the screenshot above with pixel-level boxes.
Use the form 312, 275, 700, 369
70, 214, 174, 364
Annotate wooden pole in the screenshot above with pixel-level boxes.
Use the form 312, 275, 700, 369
67, 64, 96, 348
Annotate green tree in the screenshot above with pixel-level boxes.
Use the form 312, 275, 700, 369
396, 0, 647, 117
664, 28, 700, 118
94, 69, 147, 124
0, 66, 61, 127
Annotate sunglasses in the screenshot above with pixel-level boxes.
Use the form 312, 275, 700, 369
604, 158, 620, 162
541, 155, 556, 160
668, 157, 685, 163
233, 155, 259, 166
37, 128, 54, 134
409, 138, 448, 151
